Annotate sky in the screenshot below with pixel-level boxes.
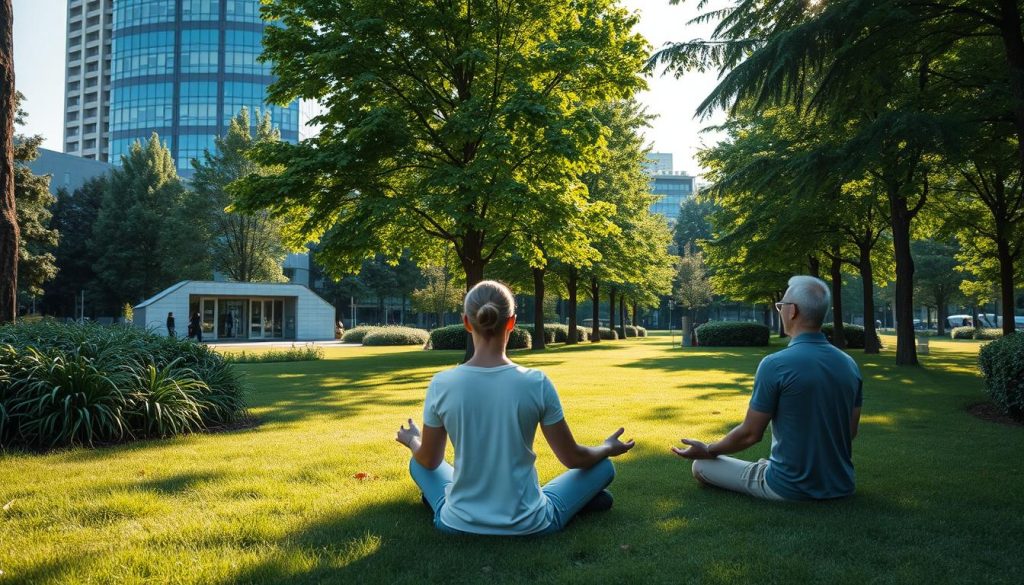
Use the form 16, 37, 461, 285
11, 0, 725, 176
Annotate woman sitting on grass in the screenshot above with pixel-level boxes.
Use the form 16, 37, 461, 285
396, 280, 634, 535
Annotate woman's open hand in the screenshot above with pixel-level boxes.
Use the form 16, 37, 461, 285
396, 418, 421, 449
603, 427, 635, 457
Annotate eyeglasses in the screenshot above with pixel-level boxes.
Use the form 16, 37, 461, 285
774, 302, 796, 312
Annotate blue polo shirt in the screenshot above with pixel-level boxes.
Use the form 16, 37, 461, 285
750, 332, 863, 500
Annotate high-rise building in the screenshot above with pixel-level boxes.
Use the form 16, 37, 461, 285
63, 0, 300, 178
645, 153, 695, 223
63, 0, 115, 162
108, 0, 300, 177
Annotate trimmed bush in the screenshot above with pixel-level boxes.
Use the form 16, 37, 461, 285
695, 321, 770, 347
224, 345, 324, 364
0, 320, 246, 450
341, 326, 376, 344
822, 323, 868, 349
551, 324, 589, 343
519, 325, 556, 344
951, 326, 975, 340
362, 326, 430, 346
623, 325, 647, 338
976, 328, 1004, 341
598, 327, 619, 340
428, 325, 531, 350
978, 332, 1024, 421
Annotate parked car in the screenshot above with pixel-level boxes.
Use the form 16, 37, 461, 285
947, 314, 974, 328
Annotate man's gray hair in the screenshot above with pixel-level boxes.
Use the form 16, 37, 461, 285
787, 275, 831, 327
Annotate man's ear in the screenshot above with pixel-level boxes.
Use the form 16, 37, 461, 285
506, 314, 517, 331
463, 314, 473, 332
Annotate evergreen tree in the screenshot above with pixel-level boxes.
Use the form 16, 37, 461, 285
92, 134, 210, 311
43, 176, 106, 317
13, 112, 57, 302
192, 108, 288, 282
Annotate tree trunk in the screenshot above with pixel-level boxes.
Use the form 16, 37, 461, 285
618, 295, 627, 339
590, 277, 600, 342
891, 198, 919, 365
631, 302, 638, 329
566, 267, 578, 345
830, 251, 847, 349
532, 267, 546, 350
0, 0, 17, 324
996, 236, 1017, 335
807, 255, 821, 278
608, 289, 616, 339
936, 294, 947, 337
460, 237, 487, 362
859, 246, 880, 354
996, 0, 1024, 171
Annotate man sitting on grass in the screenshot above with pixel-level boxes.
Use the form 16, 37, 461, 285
673, 275, 863, 501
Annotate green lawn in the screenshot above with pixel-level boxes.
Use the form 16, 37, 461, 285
2, 332, 1022, 584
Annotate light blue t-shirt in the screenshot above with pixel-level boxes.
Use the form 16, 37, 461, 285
749, 332, 863, 500
422, 363, 565, 535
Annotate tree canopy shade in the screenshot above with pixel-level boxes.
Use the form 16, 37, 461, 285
232, 0, 649, 294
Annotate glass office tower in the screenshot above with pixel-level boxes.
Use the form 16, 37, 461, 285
108, 0, 299, 177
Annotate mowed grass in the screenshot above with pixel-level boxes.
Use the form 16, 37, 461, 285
1, 332, 1022, 584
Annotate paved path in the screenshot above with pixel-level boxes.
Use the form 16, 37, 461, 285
206, 340, 361, 350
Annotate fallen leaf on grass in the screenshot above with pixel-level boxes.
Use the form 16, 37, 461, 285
619, 544, 631, 552
2, 500, 13, 511
353, 472, 376, 481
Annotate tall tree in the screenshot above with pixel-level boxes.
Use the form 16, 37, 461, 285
0, 0, 17, 323
233, 0, 648, 292
675, 243, 713, 326
92, 134, 210, 311
913, 239, 962, 336
12, 96, 57, 303
43, 177, 106, 317
192, 108, 288, 283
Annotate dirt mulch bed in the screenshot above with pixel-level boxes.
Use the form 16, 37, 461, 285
967, 402, 1024, 427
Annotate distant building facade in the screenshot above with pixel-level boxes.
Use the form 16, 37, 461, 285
63, 0, 115, 162
645, 153, 695, 223
63, 0, 300, 177
27, 148, 113, 194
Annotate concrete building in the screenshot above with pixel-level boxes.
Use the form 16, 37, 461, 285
63, 0, 115, 162
133, 281, 336, 341
27, 148, 113, 194
645, 153, 695, 223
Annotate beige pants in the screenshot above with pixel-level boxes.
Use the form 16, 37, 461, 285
691, 457, 787, 501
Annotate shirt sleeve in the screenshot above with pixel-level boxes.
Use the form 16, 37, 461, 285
541, 374, 565, 426
749, 356, 779, 414
854, 376, 864, 408
422, 378, 443, 427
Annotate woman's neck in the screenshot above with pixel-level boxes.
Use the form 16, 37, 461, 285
464, 336, 513, 368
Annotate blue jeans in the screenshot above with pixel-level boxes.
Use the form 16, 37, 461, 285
409, 458, 616, 535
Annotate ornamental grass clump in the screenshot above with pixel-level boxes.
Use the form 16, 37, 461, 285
362, 326, 430, 346
224, 345, 324, 364
0, 320, 247, 450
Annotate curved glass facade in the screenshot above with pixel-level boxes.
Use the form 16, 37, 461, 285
110, 0, 299, 177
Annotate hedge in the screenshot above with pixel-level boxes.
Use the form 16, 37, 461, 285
362, 326, 430, 346
428, 325, 531, 350
597, 327, 619, 340
0, 320, 246, 450
524, 324, 589, 343
978, 332, 1024, 421
623, 325, 647, 338
519, 325, 556, 344
951, 326, 976, 340
341, 326, 376, 344
976, 328, 1004, 340
821, 323, 869, 349
695, 321, 770, 347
